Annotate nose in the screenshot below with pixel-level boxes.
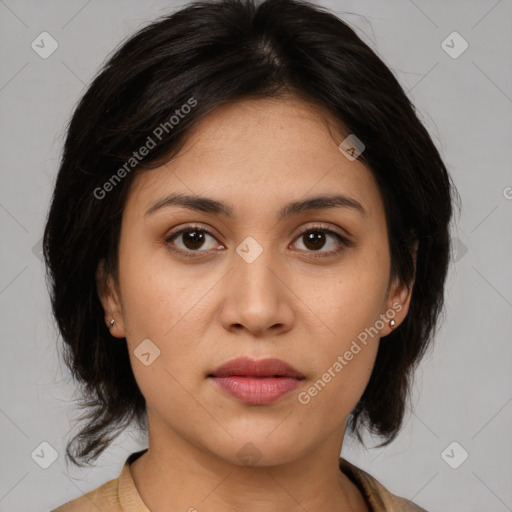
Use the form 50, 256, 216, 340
218, 244, 295, 337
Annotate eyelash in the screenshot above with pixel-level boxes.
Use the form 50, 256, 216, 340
164, 223, 350, 259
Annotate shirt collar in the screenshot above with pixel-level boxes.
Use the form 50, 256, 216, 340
117, 449, 404, 512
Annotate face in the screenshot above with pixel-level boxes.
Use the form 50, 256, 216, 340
99, 97, 413, 467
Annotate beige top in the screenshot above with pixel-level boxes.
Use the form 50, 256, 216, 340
51, 449, 427, 512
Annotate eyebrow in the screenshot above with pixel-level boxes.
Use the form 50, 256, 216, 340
145, 192, 366, 219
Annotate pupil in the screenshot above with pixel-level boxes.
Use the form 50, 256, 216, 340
184, 230, 204, 249
305, 231, 325, 250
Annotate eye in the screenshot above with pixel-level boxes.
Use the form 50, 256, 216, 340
165, 224, 224, 257
291, 224, 349, 257
164, 223, 349, 259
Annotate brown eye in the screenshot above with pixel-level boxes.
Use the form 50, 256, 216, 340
180, 229, 208, 250
302, 231, 327, 251
165, 225, 223, 256
292, 226, 348, 257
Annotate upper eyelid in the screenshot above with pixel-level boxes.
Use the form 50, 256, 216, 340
166, 223, 221, 241
295, 223, 347, 237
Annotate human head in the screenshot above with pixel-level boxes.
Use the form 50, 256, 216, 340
43, 0, 456, 466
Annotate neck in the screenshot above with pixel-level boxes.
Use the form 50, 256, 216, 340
129, 416, 369, 512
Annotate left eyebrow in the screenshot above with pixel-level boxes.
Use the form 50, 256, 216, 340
144, 192, 366, 218
279, 194, 366, 218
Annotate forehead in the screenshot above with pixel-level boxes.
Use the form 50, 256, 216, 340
177, 97, 347, 165
125, 97, 384, 222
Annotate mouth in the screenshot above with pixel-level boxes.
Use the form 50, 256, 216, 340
208, 357, 306, 405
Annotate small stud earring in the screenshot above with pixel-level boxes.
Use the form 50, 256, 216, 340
109, 319, 115, 328
389, 319, 396, 329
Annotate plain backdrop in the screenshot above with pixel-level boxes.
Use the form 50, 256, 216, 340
0, 1, 511, 511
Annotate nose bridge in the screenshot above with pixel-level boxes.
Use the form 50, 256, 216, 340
233, 236, 279, 309
220, 235, 294, 334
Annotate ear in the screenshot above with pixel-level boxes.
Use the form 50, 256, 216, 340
96, 259, 126, 338
381, 239, 419, 337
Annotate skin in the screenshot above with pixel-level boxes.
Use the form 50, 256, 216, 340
98, 97, 415, 512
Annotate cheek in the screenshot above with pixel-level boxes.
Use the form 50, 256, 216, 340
117, 264, 207, 414
297, 297, 381, 430
117, 251, 217, 390
298, 347, 378, 416
118, 241, 207, 339
311, 245, 390, 337
295, 246, 388, 413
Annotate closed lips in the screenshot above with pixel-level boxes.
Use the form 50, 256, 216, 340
209, 357, 306, 379
208, 357, 306, 405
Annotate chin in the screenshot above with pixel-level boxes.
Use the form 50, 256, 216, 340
205, 432, 309, 468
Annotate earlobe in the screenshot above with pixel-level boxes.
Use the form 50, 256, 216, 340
383, 239, 418, 336
381, 282, 413, 337
95, 259, 126, 338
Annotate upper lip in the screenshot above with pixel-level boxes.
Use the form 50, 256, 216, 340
209, 357, 305, 379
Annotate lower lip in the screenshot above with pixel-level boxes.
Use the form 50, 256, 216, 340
210, 376, 302, 405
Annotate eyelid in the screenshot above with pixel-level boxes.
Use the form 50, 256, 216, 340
164, 223, 222, 255
165, 222, 221, 241
294, 222, 349, 240
291, 223, 350, 257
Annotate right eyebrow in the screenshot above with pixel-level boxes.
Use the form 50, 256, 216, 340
145, 193, 234, 217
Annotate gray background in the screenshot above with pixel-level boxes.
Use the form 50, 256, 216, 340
1, 1, 511, 511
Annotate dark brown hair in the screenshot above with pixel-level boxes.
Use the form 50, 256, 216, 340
43, 0, 458, 466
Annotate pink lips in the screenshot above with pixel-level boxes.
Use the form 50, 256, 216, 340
208, 357, 305, 405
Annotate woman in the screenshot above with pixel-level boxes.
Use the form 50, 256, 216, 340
45, 0, 457, 510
